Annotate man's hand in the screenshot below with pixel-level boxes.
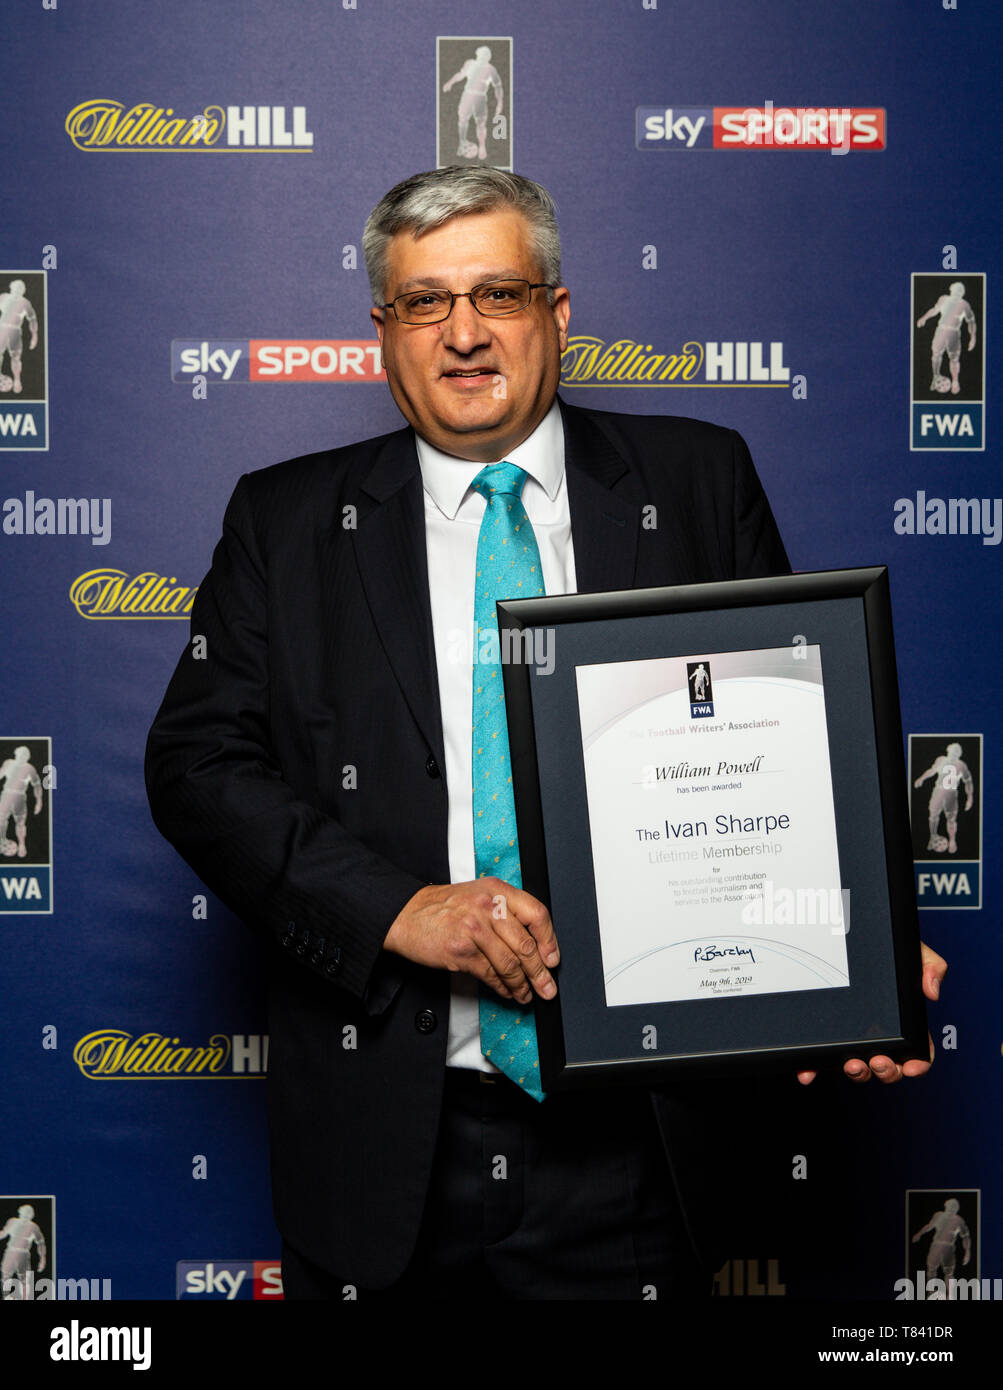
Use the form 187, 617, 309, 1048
384, 878, 559, 1005
796, 941, 946, 1086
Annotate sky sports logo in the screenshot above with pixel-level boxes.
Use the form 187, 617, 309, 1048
636, 105, 886, 152
171, 339, 385, 383
176, 1260, 283, 1299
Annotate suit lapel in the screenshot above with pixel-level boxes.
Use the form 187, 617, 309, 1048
559, 397, 640, 595
352, 428, 446, 770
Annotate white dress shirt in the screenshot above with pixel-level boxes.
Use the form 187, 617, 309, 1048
414, 400, 577, 1071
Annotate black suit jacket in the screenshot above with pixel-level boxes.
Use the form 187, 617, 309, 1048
145, 397, 790, 1287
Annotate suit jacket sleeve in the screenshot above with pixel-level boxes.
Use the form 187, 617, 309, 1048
144, 472, 424, 1011
729, 429, 790, 579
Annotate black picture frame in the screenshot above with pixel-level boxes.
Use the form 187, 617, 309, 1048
498, 566, 928, 1089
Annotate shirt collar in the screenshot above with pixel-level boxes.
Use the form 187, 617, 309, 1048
415, 399, 564, 521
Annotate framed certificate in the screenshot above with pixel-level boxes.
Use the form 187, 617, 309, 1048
498, 566, 928, 1088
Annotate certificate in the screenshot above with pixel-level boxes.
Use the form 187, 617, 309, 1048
577, 644, 849, 1008
497, 567, 929, 1088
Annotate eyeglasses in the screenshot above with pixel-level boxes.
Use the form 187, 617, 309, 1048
380, 278, 553, 325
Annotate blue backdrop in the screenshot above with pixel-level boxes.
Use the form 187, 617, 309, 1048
2, 0, 998, 1307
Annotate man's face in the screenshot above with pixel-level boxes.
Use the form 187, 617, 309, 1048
371, 207, 570, 462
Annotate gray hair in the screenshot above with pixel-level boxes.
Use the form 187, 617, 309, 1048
363, 167, 562, 305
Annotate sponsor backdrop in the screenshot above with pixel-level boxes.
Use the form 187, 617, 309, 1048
2, 0, 998, 1306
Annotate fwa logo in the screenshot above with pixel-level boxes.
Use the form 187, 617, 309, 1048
0, 738, 52, 913
911, 274, 985, 450
900, 1190, 980, 1300
0, 272, 47, 450
0, 1196, 54, 1300
437, 38, 512, 170
687, 660, 714, 718
908, 734, 982, 909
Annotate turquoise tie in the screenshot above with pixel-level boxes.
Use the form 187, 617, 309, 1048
470, 462, 546, 1102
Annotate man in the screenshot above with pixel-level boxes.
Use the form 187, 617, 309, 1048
146, 167, 944, 1300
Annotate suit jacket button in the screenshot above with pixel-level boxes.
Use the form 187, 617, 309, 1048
309, 949, 324, 967
425, 755, 440, 778
414, 1009, 437, 1034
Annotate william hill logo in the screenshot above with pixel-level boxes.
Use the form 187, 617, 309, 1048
73, 1031, 269, 1078
560, 337, 790, 387
65, 102, 313, 151
70, 569, 197, 619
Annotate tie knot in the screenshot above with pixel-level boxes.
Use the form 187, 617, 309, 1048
471, 462, 528, 502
